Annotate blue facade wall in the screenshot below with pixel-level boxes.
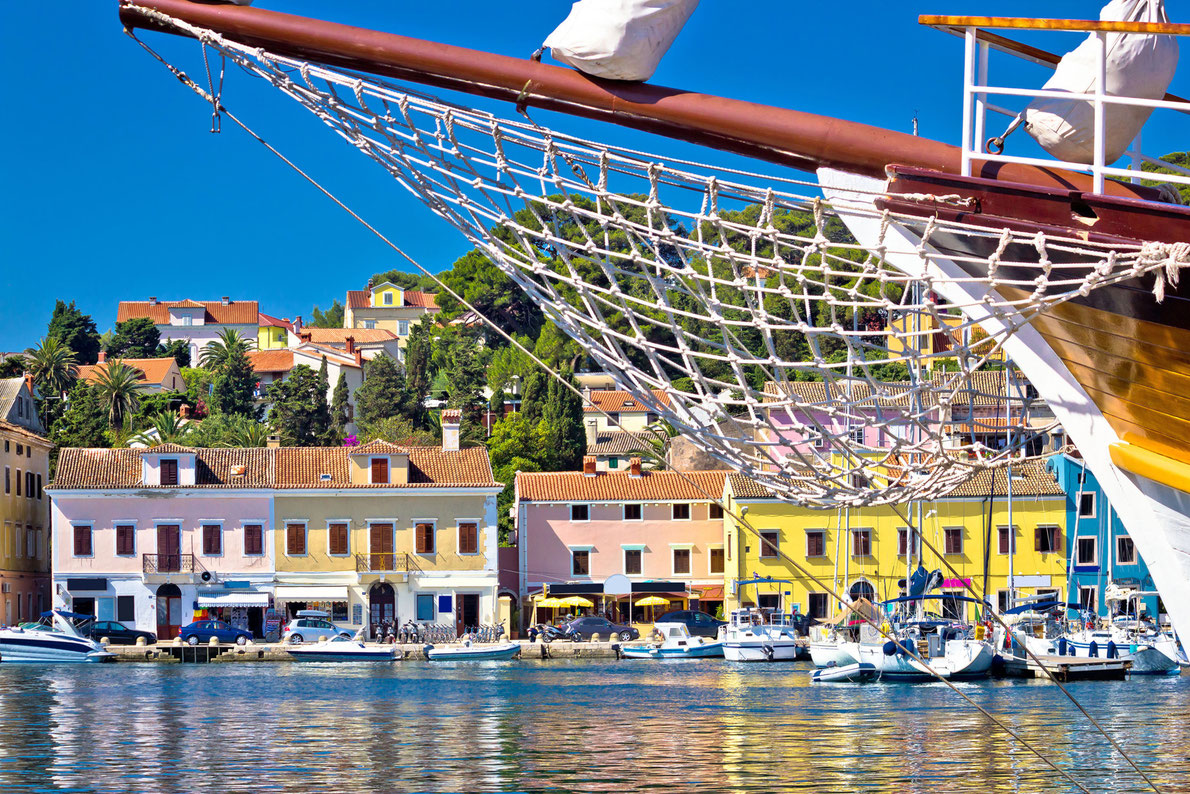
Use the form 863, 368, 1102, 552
1047, 453, 1161, 620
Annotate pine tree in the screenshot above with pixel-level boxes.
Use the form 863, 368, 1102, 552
211, 349, 259, 418
404, 321, 432, 424
330, 371, 351, 442
267, 365, 331, 446
47, 300, 101, 365
446, 335, 486, 447
354, 354, 406, 428
538, 370, 586, 470
49, 382, 109, 475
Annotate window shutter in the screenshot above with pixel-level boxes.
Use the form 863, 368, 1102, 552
1035, 528, 1043, 552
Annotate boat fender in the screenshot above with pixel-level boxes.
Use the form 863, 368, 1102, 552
762, 644, 774, 661
974, 624, 986, 641
1130, 643, 1139, 655
1107, 640, 1118, 659
882, 641, 897, 656
1057, 638, 1067, 656
1089, 640, 1099, 658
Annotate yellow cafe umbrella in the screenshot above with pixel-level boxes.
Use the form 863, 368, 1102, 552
537, 597, 565, 608
560, 596, 594, 608
635, 596, 669, 607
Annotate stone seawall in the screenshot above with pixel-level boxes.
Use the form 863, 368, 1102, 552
105, 641, 621, 663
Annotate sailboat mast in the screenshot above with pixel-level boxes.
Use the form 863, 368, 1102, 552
1006, 359, 1015, 611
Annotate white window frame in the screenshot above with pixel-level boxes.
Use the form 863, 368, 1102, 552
1035, 524, 1060, 555
670, 544, 694, 576
383, 292, 394, 305
569, 504, 590, 523
897, 526, 921, 557
241, 520, 268, 557
1078, 491, 1097, 519
1075, 535, 1098, 566
997, 525, 1017, 556
113, 519, 138, 558
456, 519, 482, 556
671, 503, 692, 521
412, 518, 437, 556
943, 526, 964, 556
622, 544, 645, 576
327, 518, 353, 557
1116, 535, 1136, 566
807, 592, 830, 620
1078, 585, 1098, 613
71, 521, 94, 559
398, 319, 410, 336
25, 527, 36, 560
285, 520, 309, 558
199, 520, 225, 558
851, 528, 873, 557
622, 503, 643, 522
707, 544, 725, 575
369, 456, 391, 485
759, 530, 780, 559
804, 529, 826, 558
569, 545, 594, 577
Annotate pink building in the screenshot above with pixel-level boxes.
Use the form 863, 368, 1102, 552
515, 460, 727, 622
49, 445, 275, 639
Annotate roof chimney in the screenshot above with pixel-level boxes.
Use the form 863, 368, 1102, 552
23, 373, 34, 394
585, 419, 598, 449
300, 332, 312, 343
355, 349, 363, 368
266, 434, 281, 449
583, 456, 597, 477
629, 457, 642, 478
149, 296, 158, 305
294, 316, 302, 331
366, 278, 373, 290
345, 336, 356, 355
97, 351, 106, 364
221, 296, 230, 306
441, 408, 462, 452
178, 404, 191, 419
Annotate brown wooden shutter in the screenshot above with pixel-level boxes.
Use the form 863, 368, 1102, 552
161, 459, 178, 486
74, 526, 91, 556
416, 523, 434, 554
245, 525, 263, 555
116, 525, 134, 556
371, 458, 388, 484
329, 523, 348, 555
288, 524, 305, 555
459, 523, 478, 554
203, 525, 221, 555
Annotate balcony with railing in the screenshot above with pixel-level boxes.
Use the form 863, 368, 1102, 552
142, 554, 201, 575
354, 552, 420, 574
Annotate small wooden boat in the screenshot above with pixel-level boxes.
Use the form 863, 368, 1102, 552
287, 637, 397, 662
811, 663, 878, 683
620, 624, 724, 659
424, 640, 521, 661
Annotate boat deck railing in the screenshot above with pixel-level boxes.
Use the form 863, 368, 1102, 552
920, 15, 1190, 197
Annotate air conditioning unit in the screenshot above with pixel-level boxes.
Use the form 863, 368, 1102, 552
200, 571, 215, 583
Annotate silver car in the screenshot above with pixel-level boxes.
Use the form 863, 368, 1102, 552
282, 610, 353, 644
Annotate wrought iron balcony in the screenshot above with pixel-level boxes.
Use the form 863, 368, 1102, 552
142, 553, 199, 575
355, 552, 419, 573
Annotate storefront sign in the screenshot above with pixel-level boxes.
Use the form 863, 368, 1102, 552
352, 604, 363, 625
438, 595, 453, 614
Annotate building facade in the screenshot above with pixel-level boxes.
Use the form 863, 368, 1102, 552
1049, 452, 1162, 621
117, 297, 260, 366
344, 281, 439, 347
722, 463, 1068, 621
515, 462, 728, 621
0, 376, 51, 625
77, 353, 184, 393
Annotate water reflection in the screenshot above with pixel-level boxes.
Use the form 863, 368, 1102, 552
0, 661, 1185, 792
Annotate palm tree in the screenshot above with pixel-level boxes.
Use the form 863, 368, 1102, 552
91, 361, 145, 431
639, 420, 678, 470
24, 336, 78, 397
219, 415, 271, 448
199, 328, 256, 370
130, 411, 196, 448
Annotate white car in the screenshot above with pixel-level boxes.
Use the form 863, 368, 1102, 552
282, 610, 353, 644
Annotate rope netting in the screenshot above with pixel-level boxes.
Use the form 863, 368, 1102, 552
125, 7, 1190, 507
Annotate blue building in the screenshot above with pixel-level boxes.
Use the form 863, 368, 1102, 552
1048, 453, 1162, 621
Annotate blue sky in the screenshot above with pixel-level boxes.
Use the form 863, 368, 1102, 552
2, 1, 1186, 352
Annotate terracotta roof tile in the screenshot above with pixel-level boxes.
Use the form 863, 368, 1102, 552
138, 443, 196, 455
403, 291, 438, 309
346, 290, 369, 310
588, 431, 655, 455
258, 312, 295, 330
275, 446, 498, 488
300, 328, 398, 344
583, 389, 672, 414
517, 470, 726, 503
194, 448, 275, 487
53, 449, 143, 489
346, 289, 438, 310
246, 350, 295, 373
0, 420, 51, 446
350, 439, 407, 455
117, 300, 259, 325
77, 358, 178, 388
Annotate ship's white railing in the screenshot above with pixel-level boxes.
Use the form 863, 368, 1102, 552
922, 16, 1190, 196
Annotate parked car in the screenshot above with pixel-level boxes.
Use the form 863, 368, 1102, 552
283, 610, 353, 644
180, 620, 253, 646
84, 620, 157, 646
654, 610, 727, 638
562, 616, 638, 642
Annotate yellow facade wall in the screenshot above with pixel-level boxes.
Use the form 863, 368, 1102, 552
257, 326, 289, 350
273, 493, 491, 575
723, 487, 1067, 621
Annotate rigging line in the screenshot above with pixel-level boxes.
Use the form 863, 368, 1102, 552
125, 27, 1142, 791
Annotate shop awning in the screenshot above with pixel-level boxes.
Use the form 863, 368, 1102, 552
274, 586, 349, 601
197, 591, 270, 608
692, 585, 724, 600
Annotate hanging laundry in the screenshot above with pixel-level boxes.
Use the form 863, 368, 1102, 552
543, 0, 700, 82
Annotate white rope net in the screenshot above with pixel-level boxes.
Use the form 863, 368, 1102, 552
126, 8, 1190, 507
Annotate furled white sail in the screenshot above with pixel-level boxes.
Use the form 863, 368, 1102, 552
543, 0, 699, 81
1025, 0, 1178, 164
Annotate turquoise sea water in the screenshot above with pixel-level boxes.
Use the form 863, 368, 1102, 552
0, 660, 1186, 793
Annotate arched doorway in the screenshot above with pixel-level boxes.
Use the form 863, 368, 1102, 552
849, 580, 876, 604
369, 583, 395, 638
156, 584, 183, 640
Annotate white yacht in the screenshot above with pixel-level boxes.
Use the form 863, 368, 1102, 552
841, 619, 994, 681
0, 610, 115, 664
722, 608, 802, 662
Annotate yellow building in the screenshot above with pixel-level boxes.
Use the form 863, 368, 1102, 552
257, 313, 294, 350
0, 376, 51, 625
722, 462, 1067, 621
271, 417, 502, 638
344, 281, 440, 347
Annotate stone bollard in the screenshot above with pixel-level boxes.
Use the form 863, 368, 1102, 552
591, 633, 602, 643
208, 636, 221, 647
173, 637, 184, 647
136, 636, 147, 647
100, 637, 110, 646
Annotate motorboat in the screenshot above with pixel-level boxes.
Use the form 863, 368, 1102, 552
722, 608, 802, 662
0, 610, 115, 664
808, 597, 880, 668
424, 639, 521, 661
287, 636, 398, 662
811, 662, 877, 683
620, 623, 724, 659
841, 619, 995, 682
